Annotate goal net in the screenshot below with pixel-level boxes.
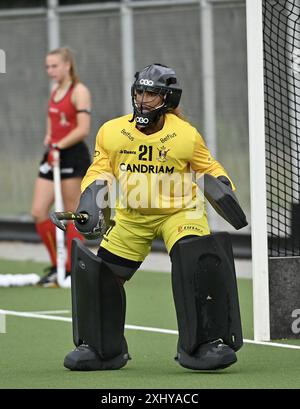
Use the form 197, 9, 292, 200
247, 0, 300, 340
264, 0, 300, 257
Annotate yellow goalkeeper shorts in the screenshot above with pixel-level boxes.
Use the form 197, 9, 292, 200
100, 207, 210, 262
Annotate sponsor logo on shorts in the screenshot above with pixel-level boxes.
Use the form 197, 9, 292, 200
177, 225, 203, 234
39, 162, 74, 175
39, 162, 52, 174
61, 168, 74, 174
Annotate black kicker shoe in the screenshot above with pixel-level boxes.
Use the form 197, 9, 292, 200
36, 266, 58, 288
175, 338, 237, 370
64, 342, 131, 371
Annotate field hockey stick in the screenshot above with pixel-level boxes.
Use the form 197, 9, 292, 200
50, 210, 115, 237
52, 149, 70, 288
50, 211, 89, 231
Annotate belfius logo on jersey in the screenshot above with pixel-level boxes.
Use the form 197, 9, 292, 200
121, 128, 134, 141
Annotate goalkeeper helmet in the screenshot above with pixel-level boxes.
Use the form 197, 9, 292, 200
130, 63, 182, 128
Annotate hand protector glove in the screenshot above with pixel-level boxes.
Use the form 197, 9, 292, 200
217, 175, 233, 190
74, 180, 111, 240
202, 174, 248, 230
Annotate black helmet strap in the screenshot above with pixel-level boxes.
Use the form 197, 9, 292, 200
129, 64, 182, 129
130, 85, 168, 128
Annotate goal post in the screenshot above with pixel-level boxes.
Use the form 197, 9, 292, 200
247, 0, 300, 341
246, 0, 270, 342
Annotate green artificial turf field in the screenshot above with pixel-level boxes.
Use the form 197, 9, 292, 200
0, 258, 300, 389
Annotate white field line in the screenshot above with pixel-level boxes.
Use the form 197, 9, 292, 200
126, 324, 178, 335
1, 309, 300, 351
0, 309, 71, 323
22, 310, 70, 315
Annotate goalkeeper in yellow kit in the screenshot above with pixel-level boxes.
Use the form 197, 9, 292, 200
63, 64, 246, 372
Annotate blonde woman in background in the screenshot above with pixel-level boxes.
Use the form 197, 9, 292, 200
31, 47, 91, 287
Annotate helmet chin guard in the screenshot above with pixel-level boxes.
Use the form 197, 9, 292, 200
130, 63, 182, 129
133, 102, 168, 129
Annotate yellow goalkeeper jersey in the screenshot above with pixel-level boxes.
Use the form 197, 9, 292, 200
81, 113, 233, 215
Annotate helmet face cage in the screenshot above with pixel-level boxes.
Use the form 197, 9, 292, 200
130, 64, 182, 128
133, 85, 167, 113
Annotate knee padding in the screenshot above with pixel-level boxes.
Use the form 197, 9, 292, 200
71, 238, 126, 359
170, 232, 243, 354
97, 246, 141, 280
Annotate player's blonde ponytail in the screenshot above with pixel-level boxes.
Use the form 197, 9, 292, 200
48, 47, 80, 84
168, 107, 188, 122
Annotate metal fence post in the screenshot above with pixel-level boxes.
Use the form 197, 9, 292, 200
200, 0, 219, 230
47, 0, 60, 51
121, 0, 135, 115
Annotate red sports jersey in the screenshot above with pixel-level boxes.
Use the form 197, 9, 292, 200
48, 84, 77, 143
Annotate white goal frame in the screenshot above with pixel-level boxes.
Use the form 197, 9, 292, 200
246, 0, 270, 341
